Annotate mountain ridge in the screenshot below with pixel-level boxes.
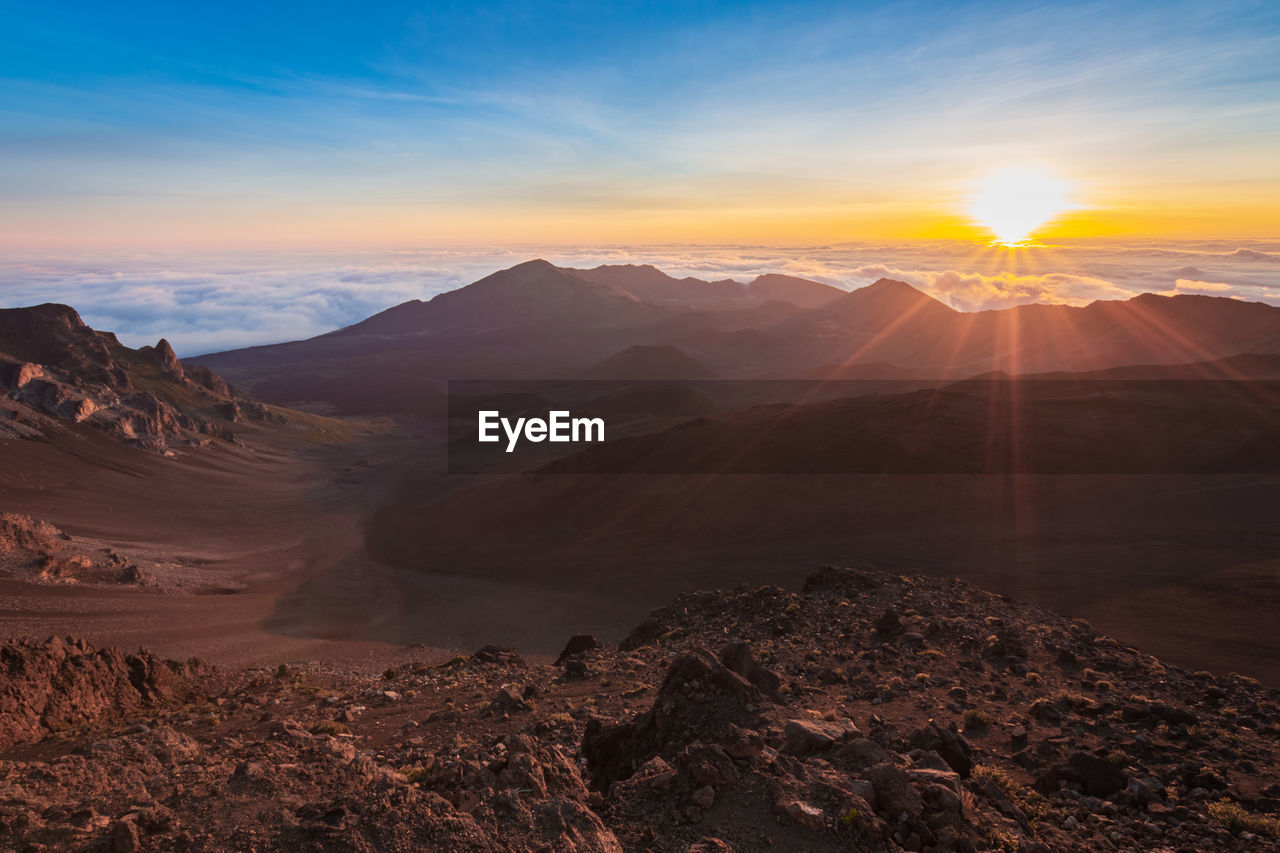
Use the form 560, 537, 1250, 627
185, 259, 1280, 412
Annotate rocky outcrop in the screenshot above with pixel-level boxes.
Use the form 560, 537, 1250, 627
138, 338, 184, 381
0, 636, 213, 750
1, 568, 1278, 851
0, 513, 153, 586
0, 303, 280, 451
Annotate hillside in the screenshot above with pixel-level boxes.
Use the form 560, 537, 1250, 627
584, 345, 719, 380
1, 568, 1276, 851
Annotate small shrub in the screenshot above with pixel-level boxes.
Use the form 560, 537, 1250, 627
983, 826, 1019, 852
403, 765, 433, 784
383, 668, 399, 680
1208, 799, 1280, 839
963, 708, 994, 730
973, 764, 1017, 799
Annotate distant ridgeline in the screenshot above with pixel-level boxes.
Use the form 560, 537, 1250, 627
190, 259, 1280, 416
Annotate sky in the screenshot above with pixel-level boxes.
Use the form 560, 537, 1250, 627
2, 0, 1278, 249
1, 1, 1278, 353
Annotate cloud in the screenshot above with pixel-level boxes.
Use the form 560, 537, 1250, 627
1225, 248, 1280, 262
1173, 279, 1233, 292
830, 264, 1131, 311
2, 241, 1277, 356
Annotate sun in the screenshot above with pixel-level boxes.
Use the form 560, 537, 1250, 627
967, 166, 1076, 247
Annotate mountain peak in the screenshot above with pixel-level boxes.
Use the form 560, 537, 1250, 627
844, 278, 954, 311
512, 258, 558, 271
744, 274, 845, 308
862, 277, 926, 295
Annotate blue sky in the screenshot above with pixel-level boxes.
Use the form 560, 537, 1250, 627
2, 0, 1278, 248
2, 1, 1278, 353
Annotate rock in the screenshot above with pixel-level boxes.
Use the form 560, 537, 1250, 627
473, 645, 525, 667
833, 737, 891, 770
869, 763, 924, 820
908, 749, 952, 772
186, 364, 232, 396
779, 799, 826, 830
562, 658, 591, 680
686, 839, 735, 853
691, 785, 716, 810
722, 724, 765, 760
1121, 701, 1199, 728
1029, 699, 1063, 724
906, 767, 962, 797
484, 687, 531, 716
719, 642, 782, 700
555, 634, 601, 664
107, 817, 142, 853
529, 798, 623, 853
907, 722, 973, 778
1035, 751, 1127, 798
782, 717, 860, 755
636, 756, 678, 791
152, 338, 185, 381
583, 649, 767, 787
680, 743, 738, 786
875, 609, 903, 636
1126, 776, 1165, 805
0, 636, 211, 750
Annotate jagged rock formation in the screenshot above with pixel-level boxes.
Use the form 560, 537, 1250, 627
0, 636, 215, 750
0, 304, 281, 452
1, 568, 1277, 851
0, 513, 152, 586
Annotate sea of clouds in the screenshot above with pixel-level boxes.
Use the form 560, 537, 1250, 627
1, 241, 1277, 356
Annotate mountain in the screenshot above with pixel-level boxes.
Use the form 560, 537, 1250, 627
568, 263, 744, 303
583, 344, 719, 380
781, 282, 1280, 378
191, 260, 1280, 413
0, 304, 279, 452
821, 277, 958, 329
563, 264, 846, 308
336, 259, 652, 338
744, 273, 846, 308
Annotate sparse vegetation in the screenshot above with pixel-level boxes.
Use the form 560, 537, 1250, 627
1208, 799, 1280, 839
403, 764, 433, 784
308, 720, 351, 736
963, 708, 994, 730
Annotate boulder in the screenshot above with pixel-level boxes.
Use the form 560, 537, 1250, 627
782, 717, 860, 755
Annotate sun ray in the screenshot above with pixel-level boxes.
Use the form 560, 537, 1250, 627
968, 166, 1077, 247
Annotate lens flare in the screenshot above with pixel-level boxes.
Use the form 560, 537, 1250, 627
968, 166, 1076, 246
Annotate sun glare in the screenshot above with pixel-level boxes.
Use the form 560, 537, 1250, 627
968, 166, 1076, 247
